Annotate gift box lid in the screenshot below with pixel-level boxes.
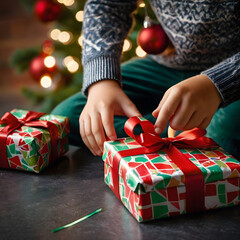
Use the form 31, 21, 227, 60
103, 137, 240, 194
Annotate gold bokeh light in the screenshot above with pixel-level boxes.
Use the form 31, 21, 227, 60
44, 56, 56, 68
135, 46, 147, 57
76, 11, 84, 22
40, 75, 52, 88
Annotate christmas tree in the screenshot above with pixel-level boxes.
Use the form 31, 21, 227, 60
10, 0, 155, 113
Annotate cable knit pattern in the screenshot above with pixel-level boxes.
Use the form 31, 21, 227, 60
82, 0, 138, 93
82, 0, 240, 107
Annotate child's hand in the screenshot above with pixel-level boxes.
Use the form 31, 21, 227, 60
79, 80, 142, 156
152, 74, 222, 134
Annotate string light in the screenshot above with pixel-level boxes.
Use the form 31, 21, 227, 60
135, 46, 147, 57
122, 39, 132, 52
44, 56, 56, 68
58, 31, 72, 44
61, 0, 75, 7
63, 56, 79, 73
50, 29, 61, 41
78, 35, 83, 47
67, 60, 79, 73
63, 56, 73, 66
139, 1, 146, 7
76, 11, 84, 22
40, 75, 52, 88
50, 29, 72, 45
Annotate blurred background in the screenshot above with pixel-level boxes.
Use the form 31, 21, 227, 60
0, 0, 48, 116
0, 0, 154, 117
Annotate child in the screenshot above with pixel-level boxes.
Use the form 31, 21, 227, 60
52, 0, 240, 159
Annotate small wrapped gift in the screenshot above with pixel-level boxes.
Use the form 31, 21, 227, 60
0, 109, 69, 173
103, 117, 240, 222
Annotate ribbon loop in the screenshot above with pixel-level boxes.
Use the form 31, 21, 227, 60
0, 111, 46, 127
124, 116, 216, 151
0, 112, 20, 128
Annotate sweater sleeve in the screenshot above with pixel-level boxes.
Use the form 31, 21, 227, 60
81, 0, 138, 96
201, 53, 240, 107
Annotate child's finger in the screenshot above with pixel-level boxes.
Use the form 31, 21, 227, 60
80, 117, 98, 156
121, 99, 142, 118
154, 92, 181, 134
198, 117, 211, 129
90, 113, 106, 155
152, 91, 170, 118
85, 115, 101, 156
182, 111, 204, 130
80, 119, 92, 153
101, 108, 117, 141
169, 99, 194, 130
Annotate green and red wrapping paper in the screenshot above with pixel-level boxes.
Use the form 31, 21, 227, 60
0, 109, 69, 173
103, 117, 240, 222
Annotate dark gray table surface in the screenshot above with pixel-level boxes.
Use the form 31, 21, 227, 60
0, 146, 240, 240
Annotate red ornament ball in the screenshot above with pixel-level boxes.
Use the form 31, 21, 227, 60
42, 40, 54, 54
137, 24, 169, 54
34, 0, 62, 22
29, 54, 57, 81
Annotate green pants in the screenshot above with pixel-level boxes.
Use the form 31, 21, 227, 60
52, 57, 240, 159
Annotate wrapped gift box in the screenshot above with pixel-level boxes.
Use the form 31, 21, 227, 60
103, 117, 240, 222
0, 109, 69, 173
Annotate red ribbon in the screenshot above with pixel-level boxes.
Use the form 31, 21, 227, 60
111, 117, 217, 214
0, 111, 59, 169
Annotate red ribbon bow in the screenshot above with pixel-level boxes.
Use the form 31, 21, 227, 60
0, 110, 59, 169
111, 117, 217, 213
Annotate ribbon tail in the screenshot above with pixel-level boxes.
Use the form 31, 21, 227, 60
0, 113, 22, 168
165, 145, 205, 213
24, 111, 46, 122
0, 131, 10, 168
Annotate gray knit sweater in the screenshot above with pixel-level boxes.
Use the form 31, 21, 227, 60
82, 0, 240, 107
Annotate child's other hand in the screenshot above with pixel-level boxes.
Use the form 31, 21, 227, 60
79, 80, 142, 156
152, 74, 222, 134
